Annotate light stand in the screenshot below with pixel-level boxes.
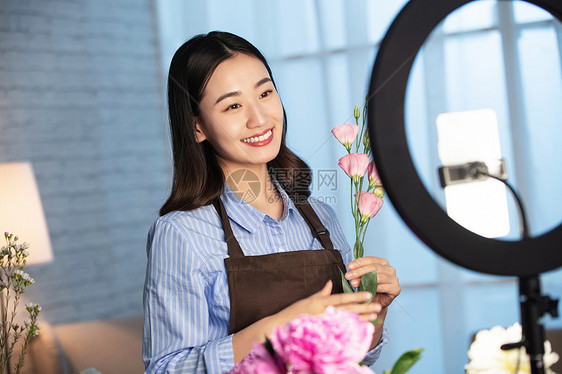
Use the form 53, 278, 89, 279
444, 162, 559, 374
513, 276, 559, 374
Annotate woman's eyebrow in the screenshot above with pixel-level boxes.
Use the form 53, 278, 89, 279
215, 91, 239, 105
255, 77, 271, 87
214, 77, 272, 105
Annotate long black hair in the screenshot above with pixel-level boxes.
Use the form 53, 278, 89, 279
160, 31, 311, 216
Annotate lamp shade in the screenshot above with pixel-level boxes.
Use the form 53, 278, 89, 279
0, 162, 53, 265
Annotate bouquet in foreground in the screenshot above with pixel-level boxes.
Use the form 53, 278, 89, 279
228, 307, 375, 374
228, 307, 422, 374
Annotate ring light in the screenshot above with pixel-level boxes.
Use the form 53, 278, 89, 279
368, 0, 562, 277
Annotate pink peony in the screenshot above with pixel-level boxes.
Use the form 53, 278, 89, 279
229, 343, 285, 374
338, 153, 370, 183
331, 123, 360, 151
356, 192, 384, 224
344, 364, 378, 374
269, 307, 374, 374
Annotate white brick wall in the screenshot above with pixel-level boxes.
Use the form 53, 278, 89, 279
0, 0, 171, 324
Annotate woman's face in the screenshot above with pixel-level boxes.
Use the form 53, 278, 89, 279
195, 53, 284, 173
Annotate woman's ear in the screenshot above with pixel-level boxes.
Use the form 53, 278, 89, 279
194, 119, 207, 143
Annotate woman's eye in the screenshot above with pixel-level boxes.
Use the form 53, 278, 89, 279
260, 90, 273, 98
226, 103, 241, 111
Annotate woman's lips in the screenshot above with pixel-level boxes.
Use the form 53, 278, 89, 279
240, 128, 274, 147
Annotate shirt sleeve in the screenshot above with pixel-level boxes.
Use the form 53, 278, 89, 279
309, 199, 390, 365
143, 219, 235, 374
363, 326, 389, 366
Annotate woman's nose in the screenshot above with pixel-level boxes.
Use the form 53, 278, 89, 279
246, 103, 267, 128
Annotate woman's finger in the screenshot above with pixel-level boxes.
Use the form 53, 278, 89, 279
337, 301, 382, 314
348, 256, 388, 270
345, 264, 378, 281
336, 303, 381, 321
314, 280, 333, 296
345, 259, 396, 280
346, 261, 397, 281
321, 290, 372, 306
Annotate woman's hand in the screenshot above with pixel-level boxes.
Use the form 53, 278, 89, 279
274, 280, 382, 324
345, 256, 401, 309
233, 280, 382, 363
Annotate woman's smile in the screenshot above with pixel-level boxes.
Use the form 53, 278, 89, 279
240, 128, 274, 146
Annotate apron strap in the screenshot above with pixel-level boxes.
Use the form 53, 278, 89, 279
295, 201, 335, 251
212, 199, 245, 258
213, 197, 336, 256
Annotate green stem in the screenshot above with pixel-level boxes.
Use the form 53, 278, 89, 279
354, 183, 361, 232
1, 268, 11, 373
350, 178, 355, 218
13, 312, 37, 374
5, 294, 21, 368
362, 218, 371, 244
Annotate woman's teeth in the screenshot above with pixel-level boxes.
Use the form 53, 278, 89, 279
241, 129, 272, 143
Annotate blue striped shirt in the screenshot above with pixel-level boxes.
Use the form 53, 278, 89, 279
142, 183, 388, 373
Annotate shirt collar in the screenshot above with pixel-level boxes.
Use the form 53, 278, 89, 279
273, 178, 298, 220
220, 178, 299, 233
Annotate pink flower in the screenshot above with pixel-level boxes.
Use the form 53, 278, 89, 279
338, 153, 370, 183
229, 343, 285, 374
356, 192, 383, 223
367, 162, 380, 188
331, 124, 360, 151
345, 364, 377, 374
269, 307, 374, 374
367, 162, 385, 198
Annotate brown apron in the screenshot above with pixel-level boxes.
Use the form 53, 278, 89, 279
213, 198, 347, 335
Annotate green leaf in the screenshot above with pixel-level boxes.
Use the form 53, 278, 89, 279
264, 337, 275, 356
358, 270, 377, 303
370, 319, 382, 328
390, 348, 424, 374
353, 241, 364, 259
383, 370, 392, 374
339, 269, 354, 294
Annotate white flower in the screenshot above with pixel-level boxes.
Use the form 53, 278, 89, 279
465, 323, 559, 374
80, 368, 102, 374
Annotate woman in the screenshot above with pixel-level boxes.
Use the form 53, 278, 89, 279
143, 31, 401, 374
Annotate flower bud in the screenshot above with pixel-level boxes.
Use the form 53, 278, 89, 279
363, 131, 370, 150
354, 105, 360, 120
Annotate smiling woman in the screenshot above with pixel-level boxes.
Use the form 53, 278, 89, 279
159, 32, 308, 214
193, 54, 284, 173
142, 31, 401, 374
